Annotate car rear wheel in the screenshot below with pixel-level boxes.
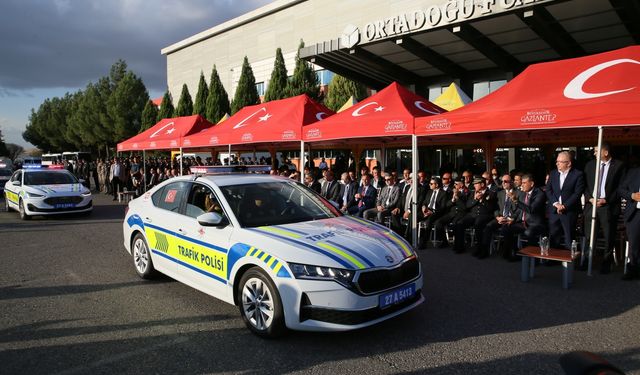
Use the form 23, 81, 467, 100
237, 267, 286, 338
19, 200, 30, 220
132, 233, 156, 279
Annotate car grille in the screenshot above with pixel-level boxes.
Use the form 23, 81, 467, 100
356, 257, 420, 294
299, 291, 422, 325
44, 196, 83, 205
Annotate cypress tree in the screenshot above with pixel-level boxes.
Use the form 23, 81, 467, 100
205, 65, 231, 123
264, 48, 288, 102
141, 100, 159, 131
175, 84, 193, 117
286, 40, 320, 100
231, 56, 260, 114
107, 71, 149, 141
324, 74, 368, 112
193, 71, 209, 117
158, 89, 175, 121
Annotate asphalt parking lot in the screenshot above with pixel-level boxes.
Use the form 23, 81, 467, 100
1, 193, 639, 374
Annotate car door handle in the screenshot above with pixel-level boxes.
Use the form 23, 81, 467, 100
144, 217, 152, 223
178, 229, 186, 234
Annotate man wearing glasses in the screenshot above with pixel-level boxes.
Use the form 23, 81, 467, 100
475, 174, 516, 259
419, 177, 448, 248
364, 173, 400, 223
546, 151, 585, 250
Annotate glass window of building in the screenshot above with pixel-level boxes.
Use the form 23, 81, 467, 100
256, 82, 265, 96
316, 70, 335, 86
473, 79, 507, 100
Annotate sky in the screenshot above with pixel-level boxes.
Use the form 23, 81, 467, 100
0, 0, 273, 149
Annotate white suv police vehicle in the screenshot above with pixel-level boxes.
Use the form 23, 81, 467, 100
4, 167, 93, 219
122, 167, 423, 337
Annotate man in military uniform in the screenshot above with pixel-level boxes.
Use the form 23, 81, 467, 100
452, 177, 497, 254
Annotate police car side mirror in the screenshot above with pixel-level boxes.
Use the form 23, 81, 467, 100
197, 212, 227, 227
13, 181, 20, 186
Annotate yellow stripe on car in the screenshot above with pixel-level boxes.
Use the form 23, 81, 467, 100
316, 242, 366, 269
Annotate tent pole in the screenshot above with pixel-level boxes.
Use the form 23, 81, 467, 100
179, 148, 183, 175
228, 144, 231, 165
300, 141, 305, 183
588, 126, 604, 276
411, 135, 419, 250
381, 144, 386, 172
143, 150, 146, 193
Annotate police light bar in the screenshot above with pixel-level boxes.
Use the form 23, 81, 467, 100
0, 163, 6, 168
190, 165, 272, 175
23, 165, 42, 169
47, 164, 65, 169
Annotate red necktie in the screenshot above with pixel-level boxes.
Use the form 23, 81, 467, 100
522, 193, 529, 227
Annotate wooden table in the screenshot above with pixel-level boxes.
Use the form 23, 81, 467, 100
517, 246, 579, 289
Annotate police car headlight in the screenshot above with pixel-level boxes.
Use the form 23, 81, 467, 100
289, 263, 355, 287
25, 191, 44, 198
82, 191, 91, 196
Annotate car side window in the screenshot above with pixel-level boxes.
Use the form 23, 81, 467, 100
11, 171, 22, 183
185, 183, 224, 219
156, 182, 188, 213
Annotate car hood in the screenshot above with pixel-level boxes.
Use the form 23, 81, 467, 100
246, 216, 414, 270
27, 184, 88, 195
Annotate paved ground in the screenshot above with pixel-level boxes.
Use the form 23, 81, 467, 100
1, 193, 639, 374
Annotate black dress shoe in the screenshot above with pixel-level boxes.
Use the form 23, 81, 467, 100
622, 266, 639, 281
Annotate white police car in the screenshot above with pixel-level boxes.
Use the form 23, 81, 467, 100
122, 167, 423, 337
4, 167, 93, 219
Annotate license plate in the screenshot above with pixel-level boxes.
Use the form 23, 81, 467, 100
379, 283, 415, 309
55, 203, 75, 209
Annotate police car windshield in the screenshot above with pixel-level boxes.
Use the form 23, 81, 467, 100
24, 171, 78, 185
220, 181, 338, 228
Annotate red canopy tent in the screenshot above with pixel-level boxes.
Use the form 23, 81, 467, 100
303, 82, 445, 143
117, 115, 214, 152
415, 46, 640, 140
184, 94, 333, 148
413, 45, 640, 274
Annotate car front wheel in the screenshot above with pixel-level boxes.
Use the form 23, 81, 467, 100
19, 199, 30, 220
238, 267, 286, 338
4, 195, 10, 212
132, 233, 156, 279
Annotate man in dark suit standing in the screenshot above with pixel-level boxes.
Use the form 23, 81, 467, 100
618, 167, 640, 280
502, 173, 547, 260
349, 174, 377, 217
364, 173, 400, 223
583, 143, 626, 273
452, 177, 497, 253
338, 172, 357, 214
546, 151, 585, 250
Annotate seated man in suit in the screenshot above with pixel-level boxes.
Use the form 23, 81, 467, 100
501, 173, 547, 259
364, 173, 400, 223
304, 173, 321, 194
475, 174, 517, 259
320, 170, 341, 204
338, 172, 357, 214
348, 173, 377, 217
452, 177, 497, 254
434, 177, 470, 248
546, 151, 585, 250
418, 177, 448, 247
619, 166, 640, 280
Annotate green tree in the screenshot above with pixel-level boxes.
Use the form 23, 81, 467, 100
231, 56, 260, 114
193, 71, 209, 117
324, 74, 368, 112
264, 48, 288, 102
205, 65, 230, 123
286, 40, 320, 100
175, 83, 193, 117
141, 100, 159, 131
107, 71, 149, 141
5, 143, 24, 162
158, 89, 175, 120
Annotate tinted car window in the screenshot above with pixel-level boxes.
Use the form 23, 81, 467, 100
156, 182, 188, 213
11, 171, 22, 183
24, 171, 78, 185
